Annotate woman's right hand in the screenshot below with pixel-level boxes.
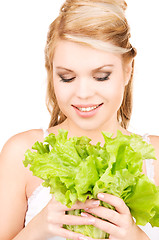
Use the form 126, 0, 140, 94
25, 196, 100, 240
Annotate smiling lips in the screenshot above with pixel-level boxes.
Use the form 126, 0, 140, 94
72, 103, 103, 117
73, 103, 103, 112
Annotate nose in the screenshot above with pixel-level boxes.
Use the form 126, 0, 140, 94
75, 77, 94, 99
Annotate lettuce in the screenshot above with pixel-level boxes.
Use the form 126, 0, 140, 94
24, 129, 159, 239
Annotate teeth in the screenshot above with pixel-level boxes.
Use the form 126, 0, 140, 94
77, 104, 100, 112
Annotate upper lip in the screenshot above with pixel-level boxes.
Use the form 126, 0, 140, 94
72, 103, 103, 108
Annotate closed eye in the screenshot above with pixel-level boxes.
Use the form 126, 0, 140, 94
59, 75, 76, 83
95, 72, 111, 81
58, 72, 111, 82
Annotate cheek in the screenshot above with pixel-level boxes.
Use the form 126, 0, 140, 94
105, 81, 125, 99
53, 81, 64, 106
103, 79, 125, 106
53, 81, 71, 106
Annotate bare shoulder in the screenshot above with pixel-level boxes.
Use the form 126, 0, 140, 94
149, 135, 159, 185
1, 128, 44, 157
0, 129, 45, 237
0, 128, 44, 181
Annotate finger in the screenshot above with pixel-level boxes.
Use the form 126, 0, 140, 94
97, 193, 130, 215
78, 236, 106, 240
109, 237, 119, 240
81, 212, 123, 239
79, 237, 117, 240
50, 225, 86, 240
51, 225, 105, 240
56, 227, 107, 240
83, 206, 121, 226
51, 196, 100, 211
69, 199, 100, 211
51, 214, 95, 226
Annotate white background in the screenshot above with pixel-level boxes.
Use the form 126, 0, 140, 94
0, 0, 159, 151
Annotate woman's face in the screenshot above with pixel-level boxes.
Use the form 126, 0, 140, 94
53, 40, 130, 132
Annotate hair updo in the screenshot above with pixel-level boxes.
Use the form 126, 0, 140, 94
45, 0, 137, 129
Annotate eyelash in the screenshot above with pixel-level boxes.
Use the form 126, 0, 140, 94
59, 76, 76, 83
59, 73, 111, 83
95, 73, 111, 81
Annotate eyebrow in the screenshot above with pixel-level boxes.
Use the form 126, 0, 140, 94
55, 64, 114, 72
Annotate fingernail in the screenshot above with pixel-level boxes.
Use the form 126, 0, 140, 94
84, 207, 89, 211
92, 200, 100, 206
79, 237, 88, 240
88, 218, 95, 224
81, 212, 95, 224
97, 193, 104, 199
81, 212, 88, 217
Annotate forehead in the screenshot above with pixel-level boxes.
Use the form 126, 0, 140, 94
53, 40, 123, 70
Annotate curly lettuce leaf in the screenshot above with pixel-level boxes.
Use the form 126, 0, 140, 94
23, 129, 159, 239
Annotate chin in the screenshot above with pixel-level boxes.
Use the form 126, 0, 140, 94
74, 122, 103, 132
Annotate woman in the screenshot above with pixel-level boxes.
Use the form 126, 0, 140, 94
0, 0, 159, 239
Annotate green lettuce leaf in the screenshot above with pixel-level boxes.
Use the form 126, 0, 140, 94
23, 129, 158, 239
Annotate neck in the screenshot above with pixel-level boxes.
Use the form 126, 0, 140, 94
59, 118, 129, 145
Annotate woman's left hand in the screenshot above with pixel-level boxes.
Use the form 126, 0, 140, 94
80, 193, 149, 240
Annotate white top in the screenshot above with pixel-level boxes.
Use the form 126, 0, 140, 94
24, 130, 159, 240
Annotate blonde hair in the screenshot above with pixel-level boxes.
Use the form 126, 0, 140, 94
45, 0, 137, 129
